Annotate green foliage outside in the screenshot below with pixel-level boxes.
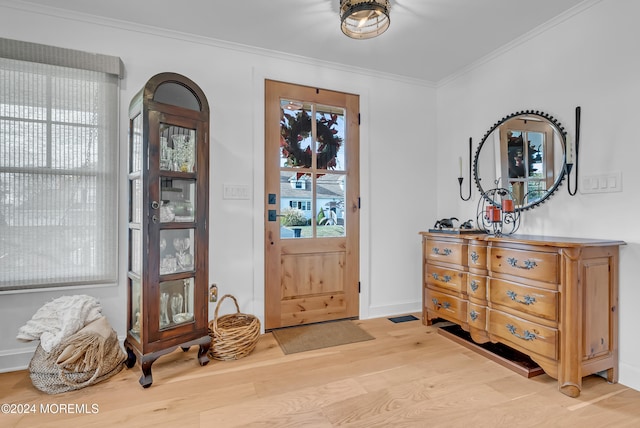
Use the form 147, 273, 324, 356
280, 208, 307, 227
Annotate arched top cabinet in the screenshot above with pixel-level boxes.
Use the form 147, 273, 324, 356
125, 73, 210, 387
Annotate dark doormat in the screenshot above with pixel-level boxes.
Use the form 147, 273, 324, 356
388, 314, 420, 323
438, 324, 544, 378
271, 320, 374, 355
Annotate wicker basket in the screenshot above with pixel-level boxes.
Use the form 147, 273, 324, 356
208, 294, 261, 361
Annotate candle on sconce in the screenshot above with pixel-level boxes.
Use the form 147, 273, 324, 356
458, 156, 463, 178
492, 207, 501, 223
485, 205, 493, 220
502, 199, 514, 213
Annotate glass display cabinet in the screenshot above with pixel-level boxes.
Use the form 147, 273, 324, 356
124, 72, 210, 387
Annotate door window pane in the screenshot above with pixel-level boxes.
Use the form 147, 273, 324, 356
316, 105, 345, 171
280, 172, 311, 239
316, 173, 346, 237
280, 100, 312, 168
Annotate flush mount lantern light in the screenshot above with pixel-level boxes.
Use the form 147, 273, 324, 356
340, 0, 390, 39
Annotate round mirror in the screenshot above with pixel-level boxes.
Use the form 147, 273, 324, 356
473, 110, 568, 211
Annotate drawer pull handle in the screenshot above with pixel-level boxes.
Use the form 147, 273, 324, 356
507, 257, 538, 270
470, 251, 479, 264
506, 290, 536, 305
432, 298, 451, 310
506, 324, 537, 341
469, 310, 479, 321
432, 273, 452, 283
432, 247, 452, 256
470, 280, 479, 292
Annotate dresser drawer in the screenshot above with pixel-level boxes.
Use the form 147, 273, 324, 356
425, 239, 466, 266
468, 303, 486, 330
489, 278, 558, 322
490, 247, 558, 283
488, 309, 557, 360
468, 242, 487, 270
426, 289, 467, 325
467, 274, 487, 303
426, 264, 466, 294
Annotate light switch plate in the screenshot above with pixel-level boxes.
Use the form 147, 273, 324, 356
223, 184, 251, 200
580, 172, 622, 194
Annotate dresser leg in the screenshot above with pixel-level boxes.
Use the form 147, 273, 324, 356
559, 382, 581, 398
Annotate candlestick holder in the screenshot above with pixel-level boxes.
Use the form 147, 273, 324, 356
476, 187, 521, 236
458, 137, 472, 201
567, 106, 581, 196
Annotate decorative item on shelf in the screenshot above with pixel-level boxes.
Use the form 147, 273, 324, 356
566, 106, 581, 196
460, 219, 474, 229
160, 292, 170, 328
476, 187, 521, 236
173, 237, 193, 270
171, 134, 195, 172
434, 217, 459, 229
159, 201, 175, 223
428, 217, 479, 234
172, 200, 194, 222
280, 108, 342, 169
458, 137, 472, 201
160, 255, 177, 274
340, 0, 390, 40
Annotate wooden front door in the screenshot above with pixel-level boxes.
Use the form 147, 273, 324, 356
264, 80, 360, 330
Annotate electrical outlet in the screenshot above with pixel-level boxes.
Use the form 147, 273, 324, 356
209, 284, 218, 302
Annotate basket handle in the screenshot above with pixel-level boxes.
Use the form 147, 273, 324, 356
213, 294, 241, 323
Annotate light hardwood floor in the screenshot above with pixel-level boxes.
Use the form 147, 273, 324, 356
1, 315, 639, 427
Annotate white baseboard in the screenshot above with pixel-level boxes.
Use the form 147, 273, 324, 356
0, 344, 37, 373
0, 336, 129, 374
365, 301, 422, 320
620, 361, 640, 393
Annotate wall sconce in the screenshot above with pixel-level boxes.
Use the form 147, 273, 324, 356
476, 187, 521, 236
458, 137, 472, 201
340, 0, 390, 39
566, 106, 581, 195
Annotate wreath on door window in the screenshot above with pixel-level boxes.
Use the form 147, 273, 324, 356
280, 109, 342, 169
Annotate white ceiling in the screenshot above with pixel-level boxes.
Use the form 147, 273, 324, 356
16, 0, 587, 82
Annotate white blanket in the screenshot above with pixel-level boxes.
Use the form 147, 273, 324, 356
17, 295, 103, 352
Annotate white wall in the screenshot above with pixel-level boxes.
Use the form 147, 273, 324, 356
0, 4, 436, 371
436, 0, 640, 391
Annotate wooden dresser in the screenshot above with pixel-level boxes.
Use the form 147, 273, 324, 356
420, 232, 624, 397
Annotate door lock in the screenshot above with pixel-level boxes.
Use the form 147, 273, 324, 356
268, 210, 285, 222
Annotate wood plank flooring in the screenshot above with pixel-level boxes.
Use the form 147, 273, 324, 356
1, 315, 639, 427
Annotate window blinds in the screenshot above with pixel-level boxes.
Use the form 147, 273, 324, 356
0, 39, 122, 291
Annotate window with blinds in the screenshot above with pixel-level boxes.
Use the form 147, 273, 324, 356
0, 39, 122, 291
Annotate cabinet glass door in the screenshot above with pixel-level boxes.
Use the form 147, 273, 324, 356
160, 178, 195, 223
160, 126, 196, 172
159, 278, 194, 329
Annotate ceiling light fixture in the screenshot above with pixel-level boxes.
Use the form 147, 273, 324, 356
340, 0, 390, 40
